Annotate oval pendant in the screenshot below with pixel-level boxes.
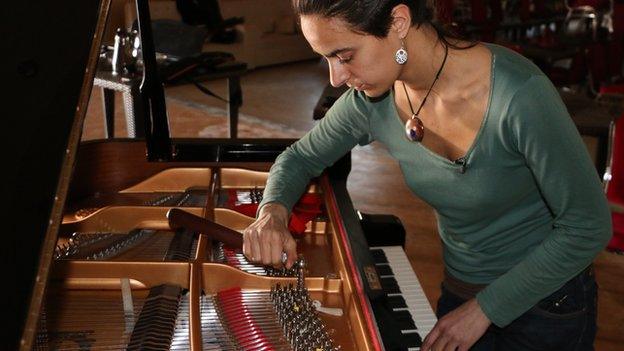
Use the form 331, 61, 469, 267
405, 115, 424, 142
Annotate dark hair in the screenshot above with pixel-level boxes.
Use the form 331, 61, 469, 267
292, 0, 474, 50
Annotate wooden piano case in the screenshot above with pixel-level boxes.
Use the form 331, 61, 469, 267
45, 138, 382, 350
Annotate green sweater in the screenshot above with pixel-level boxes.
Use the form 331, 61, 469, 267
260, 43, 612, 327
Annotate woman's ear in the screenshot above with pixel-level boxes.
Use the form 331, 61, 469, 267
391, 4, 412, 39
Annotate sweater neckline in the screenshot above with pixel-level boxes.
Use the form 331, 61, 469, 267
388, 42, 496, 167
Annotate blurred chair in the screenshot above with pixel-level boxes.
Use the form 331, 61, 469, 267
587, 1, 624, 92
520, 1, 616, 92
446, 0, 502, 42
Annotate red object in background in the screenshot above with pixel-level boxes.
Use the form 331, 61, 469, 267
598, 84, 624, 252
225, 190, 324, 236
569, 0, 612, 10
287, 193, 324, 235
600, 84, 624, 94
604, 106, 624, 252
225, 197, 258, 218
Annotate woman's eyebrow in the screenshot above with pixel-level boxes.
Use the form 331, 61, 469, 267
317, 47, 353, 57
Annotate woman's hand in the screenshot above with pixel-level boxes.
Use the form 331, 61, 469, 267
421, 298, 491, 351
242, 202, 297, 268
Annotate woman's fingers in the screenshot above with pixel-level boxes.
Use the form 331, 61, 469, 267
242, 212, 297, 268
243, 229, 258, 261
242, 230, 251, 260
260, 231, 273, 265
269, 231, 283, 267
251, 230, 262, 262
421, 325, 441, 351
283, 234, 298, 268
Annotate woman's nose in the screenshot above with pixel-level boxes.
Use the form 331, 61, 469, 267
328, 61, 349, 88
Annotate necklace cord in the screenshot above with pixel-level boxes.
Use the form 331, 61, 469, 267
403, 43, 449, 117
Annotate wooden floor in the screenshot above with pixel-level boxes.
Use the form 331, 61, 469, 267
84, 59, 623, 350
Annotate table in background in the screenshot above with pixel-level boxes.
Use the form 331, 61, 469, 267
94, 60, 247, 138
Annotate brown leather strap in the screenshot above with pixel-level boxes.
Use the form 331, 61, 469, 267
442, 265, 595, 301
442, 270, 487, 300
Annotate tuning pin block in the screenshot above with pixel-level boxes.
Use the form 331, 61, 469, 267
267, 269, 338, 351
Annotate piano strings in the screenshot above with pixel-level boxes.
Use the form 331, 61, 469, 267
34, 284, 190, 350
55, 229, 199, 262
36, 166, 432, 350
35, 266, 341, 350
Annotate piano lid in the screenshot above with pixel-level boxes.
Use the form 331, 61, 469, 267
1, 0, 111, 349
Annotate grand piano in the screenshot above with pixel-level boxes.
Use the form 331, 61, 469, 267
6, 0, 436, 350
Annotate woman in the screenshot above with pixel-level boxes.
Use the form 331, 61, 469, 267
242, 1, 612, 350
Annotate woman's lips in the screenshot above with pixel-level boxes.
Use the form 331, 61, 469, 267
347, 81, 370, 91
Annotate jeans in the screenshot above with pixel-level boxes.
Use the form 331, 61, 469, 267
436, 268, 598, 351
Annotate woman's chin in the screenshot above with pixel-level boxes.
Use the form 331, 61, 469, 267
362, 87, 382, 97
362, 82, 396, 98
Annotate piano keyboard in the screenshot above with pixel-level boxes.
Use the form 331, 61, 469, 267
370, 246, 437, 350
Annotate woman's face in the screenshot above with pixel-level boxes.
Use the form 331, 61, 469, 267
300, 15, 402, 98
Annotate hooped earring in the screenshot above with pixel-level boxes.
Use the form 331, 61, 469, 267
395, 38, 408, 65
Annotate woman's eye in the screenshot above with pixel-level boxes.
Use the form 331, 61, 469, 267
337, 56, 352, 64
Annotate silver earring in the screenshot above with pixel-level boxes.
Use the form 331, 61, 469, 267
395, 39, 408, 65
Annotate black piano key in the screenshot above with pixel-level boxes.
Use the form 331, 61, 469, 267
393, 310, 417, 330
373, 302, 423, 351
376, 264, 394, 276
370, 248, 389, 263
402, 332, 423, 348
386, 295, 408, 309
380, 277, 402, 295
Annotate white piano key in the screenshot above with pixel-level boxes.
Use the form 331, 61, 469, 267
370, 246, 438, 340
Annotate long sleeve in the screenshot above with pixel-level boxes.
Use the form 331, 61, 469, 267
476, 75, 612, 327
259, 89, 373, 213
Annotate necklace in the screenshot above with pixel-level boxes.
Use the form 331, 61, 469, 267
403, 44, 449, 142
